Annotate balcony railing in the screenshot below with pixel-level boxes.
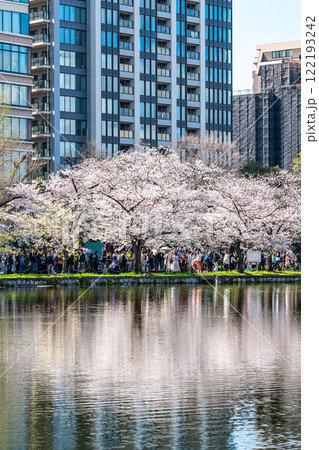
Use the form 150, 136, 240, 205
119, 0, 133, 6
32, 125, 50, 135
32, 34, 50, 44
120, 85, 134, 94
157, 47, 170, 56
31, 56, 50, 68
157, 68, 170, 77
157, 25, 170, 34
30, 10, 49, 21
186, 8, 199, 17
120, 63, 133, 72
120, 130, 134, 138
119, 19, 133, 28
187, 50, 199, 60
157, 3, 170, 13
187, 114, 200, 123
186, 71, 199, 81
187, 92, 200, 101
187, 29, 199, 39
32, 103, 51, 112
119, 41, 134, 50
157, 90, 171, 98
158, 133, 171, 141
33, 79, 50, 90
120, 107, 134, 116
158, 111, 171, 120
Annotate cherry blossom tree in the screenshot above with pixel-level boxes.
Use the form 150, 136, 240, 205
42, 146, 210, 272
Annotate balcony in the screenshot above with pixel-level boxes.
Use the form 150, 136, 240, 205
119, 41, 134, 51
120, 107, 134, 116
187, 29, 199, 39
31, 56, 50, 69
157, 3, 170, 13
120, 63, 133, 72
32, 125, 51, 137
157, 68, 170, 77
157, 90, 171, 99
186, 8, 199, 18
32, 103, 51, 114
158, 133, 171, 141
187, 114, 200, 123
32, 79, 50, 91
119, 0, 133, 6
187, 50, 199, 60
158, 111, 171, 120
119, 19, 133, 28
30, 10, 50, 24
120, 129, 134, 138
120, 85, 134, 94
157, 47, 170, 56
32, 34, 50, 46
157, 25, 170, 34
187, 71, 199, 81
187, 92, 200, 102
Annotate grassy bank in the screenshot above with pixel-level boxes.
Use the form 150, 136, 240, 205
0, 271, 301, 279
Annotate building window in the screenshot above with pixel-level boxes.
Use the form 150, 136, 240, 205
0, 83, 28, 107
0, 43, 28, 74
0, 11, 29, 35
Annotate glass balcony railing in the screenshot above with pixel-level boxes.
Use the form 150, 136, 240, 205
32, 103, 51, 112
187, 50, 199, 60
119, 0, 133, 6
33, 79, 50, 89
186, 71, 199, 81
157, 68, 170, 77
157, 25, 170, 34
119, 41, 134, 50
30, 10, 49, 21
187, 92, 200, 101
157, 3, 170, 13
119, 63, 134, 72
32, 33, 50, 44
158, 133, 171, 141
157, 90, 171, 98
120, 85, 134, 94
157, 47, 170, 56
120, 107, 134, 116
32, 125, 50, 135
120, 130, 134, 138
31, 56, 50, 68
186, 8, 199, 17
187, 29, 199, 39
158, 111, 171, 120
119, 19, 133, 28
187, 114, 200, 123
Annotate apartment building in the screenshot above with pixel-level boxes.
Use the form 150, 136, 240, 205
233, 41, 301, 170
29, 0, 232, 172
0, 0, 33, 161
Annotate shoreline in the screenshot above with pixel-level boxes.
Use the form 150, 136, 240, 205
0, 272, 301, 288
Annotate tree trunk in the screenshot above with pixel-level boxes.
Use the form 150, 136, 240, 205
62, 249, 67, 273
132, 240, 143, 274
266, 253, 273, 272
235, 240, 244, 273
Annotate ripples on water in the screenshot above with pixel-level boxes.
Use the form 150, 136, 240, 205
0, 284, 300, 449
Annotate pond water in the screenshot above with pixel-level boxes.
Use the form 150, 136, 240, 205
0, 284, 300, 449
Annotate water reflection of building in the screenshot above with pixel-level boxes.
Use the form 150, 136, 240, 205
0, 285, 300, 448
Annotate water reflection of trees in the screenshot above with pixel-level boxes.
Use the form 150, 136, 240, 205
0, 284, 300, 449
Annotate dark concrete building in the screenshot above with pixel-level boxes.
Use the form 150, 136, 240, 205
233, 41, 301, 170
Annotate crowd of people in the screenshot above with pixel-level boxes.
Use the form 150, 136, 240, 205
0, 247, 301, 275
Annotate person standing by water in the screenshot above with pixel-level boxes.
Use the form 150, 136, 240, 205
171, 252, 181, 273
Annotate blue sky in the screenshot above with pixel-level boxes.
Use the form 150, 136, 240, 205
233, 0, 301, 91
